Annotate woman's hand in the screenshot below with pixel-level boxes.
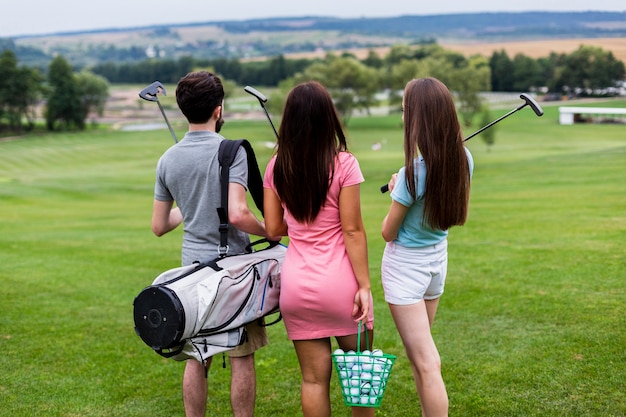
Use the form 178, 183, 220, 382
352, 287, 372, 323
387, 173, 398, 193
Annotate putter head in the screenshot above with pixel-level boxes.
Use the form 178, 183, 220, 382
139, 81, 166, 102
520, 93, 544, 116
244, 85, 268, 103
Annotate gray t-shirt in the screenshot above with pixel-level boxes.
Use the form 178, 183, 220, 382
154, 130, 250, 265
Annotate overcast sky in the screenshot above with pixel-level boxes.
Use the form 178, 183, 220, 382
1, 0, 624, 37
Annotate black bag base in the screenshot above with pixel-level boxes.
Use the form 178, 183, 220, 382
134, 286, 185, 350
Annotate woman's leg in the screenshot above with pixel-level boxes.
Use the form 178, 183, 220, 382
293, 338, 332, 417
389, 301, 448, 417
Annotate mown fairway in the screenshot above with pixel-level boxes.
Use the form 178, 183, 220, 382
0, 100, 624, 416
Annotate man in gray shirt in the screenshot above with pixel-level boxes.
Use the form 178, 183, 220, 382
152, 71, 274, 417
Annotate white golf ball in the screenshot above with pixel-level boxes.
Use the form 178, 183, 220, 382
360, 381, 372, 395
360, 371, 372, 381
372, 349, 384, 357
350, 387, 360, 396
360, 357, 374, 372
371, 375, 382, 387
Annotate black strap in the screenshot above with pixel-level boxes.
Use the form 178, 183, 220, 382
217, 139, 265, 255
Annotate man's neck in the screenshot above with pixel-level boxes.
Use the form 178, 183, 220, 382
188, 121, 215, 132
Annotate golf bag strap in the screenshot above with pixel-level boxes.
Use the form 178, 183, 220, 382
217, 139, 265, 254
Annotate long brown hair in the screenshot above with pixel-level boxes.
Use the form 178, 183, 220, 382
403, 77, 471, 230
273, 81, 348, 223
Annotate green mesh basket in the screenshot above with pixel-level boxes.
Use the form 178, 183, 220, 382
331, 321, 396, 408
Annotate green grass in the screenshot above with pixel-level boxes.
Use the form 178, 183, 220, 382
0, 101, 625, 416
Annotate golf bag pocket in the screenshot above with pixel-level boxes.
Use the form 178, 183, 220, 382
133, 241, 286, 359
156, 327, 246, 362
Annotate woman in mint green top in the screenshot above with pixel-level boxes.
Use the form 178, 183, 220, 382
381, 77, 473, 417
390, 148, 473, 247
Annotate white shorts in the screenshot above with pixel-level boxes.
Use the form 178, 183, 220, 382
381, 240, 448, 305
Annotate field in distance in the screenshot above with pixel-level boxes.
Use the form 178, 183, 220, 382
278, 37, 626, 63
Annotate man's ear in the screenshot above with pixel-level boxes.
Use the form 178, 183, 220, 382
212, 105, 222, 119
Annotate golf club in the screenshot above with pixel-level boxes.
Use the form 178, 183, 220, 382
244, 85, 279, 139
380, 93, 544, 193
139, 81, 178, 143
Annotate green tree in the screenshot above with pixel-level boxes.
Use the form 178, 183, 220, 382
75, 70, 109, 125
387, 59, 422, 108
489, 50, 515, 91
362, 50, 384, 69
385, 44, 417, 66
454, 56, 492, 127
45, 55, 83, 130
412, 52, 491, 127
557, 45, 625, 95
478, 106, 496, 151
0, 49, 42, 131
512, 53, 542, 91
290, 54, 381, 125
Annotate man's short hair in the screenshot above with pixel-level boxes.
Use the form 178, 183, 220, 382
176, 71, 224, 124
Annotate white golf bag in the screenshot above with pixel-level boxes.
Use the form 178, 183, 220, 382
134, 240, 286, 362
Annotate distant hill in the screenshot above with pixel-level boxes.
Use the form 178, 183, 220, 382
215, 11, 626, 39
3, 11, 625, 68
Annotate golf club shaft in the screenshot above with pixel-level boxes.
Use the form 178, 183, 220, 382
156, 100, 178, 143
380, 95, 543, 193
260, 102, 279, 140
245, 85, 279, 139
463, 103, 526, 142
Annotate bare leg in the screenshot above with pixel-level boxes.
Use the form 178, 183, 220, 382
389, 301, 448, 417
183, 358, 211, 417
293, 339, 332, 417
424, 298, 440, 327
229, 354, 256, 417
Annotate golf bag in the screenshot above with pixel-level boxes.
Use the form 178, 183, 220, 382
134, 139, 285, 362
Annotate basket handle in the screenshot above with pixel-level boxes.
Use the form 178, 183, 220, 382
356, 320, 369, 353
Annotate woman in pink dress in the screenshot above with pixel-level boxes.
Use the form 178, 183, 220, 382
263, 81, 375, 417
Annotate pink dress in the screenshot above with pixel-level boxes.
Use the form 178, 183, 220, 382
264, 152, 374, 340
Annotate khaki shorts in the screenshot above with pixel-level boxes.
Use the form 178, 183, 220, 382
228, 319, 269, 357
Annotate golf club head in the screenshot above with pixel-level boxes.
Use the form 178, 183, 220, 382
244, 85, 268, 103
139, 81, 166, 102
520, 93, 544, 116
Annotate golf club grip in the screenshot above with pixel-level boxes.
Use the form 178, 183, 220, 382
380, 184, 389, 193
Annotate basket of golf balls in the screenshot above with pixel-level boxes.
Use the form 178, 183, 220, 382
331, 324, 396, 407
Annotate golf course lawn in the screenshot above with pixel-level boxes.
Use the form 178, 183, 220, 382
0, 100, 624, 416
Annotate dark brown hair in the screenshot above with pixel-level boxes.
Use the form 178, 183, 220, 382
175, 71, 224, 124
273, 81, 347, 223
403, 77, 471, 230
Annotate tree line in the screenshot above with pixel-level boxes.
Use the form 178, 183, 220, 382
81, 43, 626, 127
0, 43, 623, 133
91, 43, 624, 96
0, 50, 109, 132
